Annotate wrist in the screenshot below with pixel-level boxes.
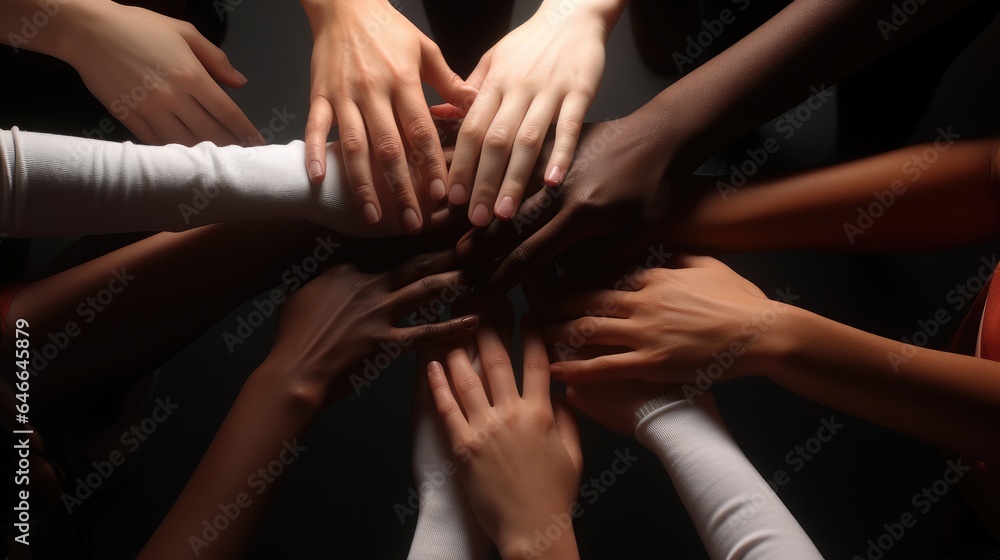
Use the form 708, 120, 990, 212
301, 0, 389, 26
756, 303, 815, 384
15, 0, 110, 62
537, 0, 626, 40
498, 525, 579, 560
249, 356, 327, 420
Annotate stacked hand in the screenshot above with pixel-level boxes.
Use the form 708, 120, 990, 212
61, 1, 260, 146
427, 321, 583, 559
302, 0, 477, 233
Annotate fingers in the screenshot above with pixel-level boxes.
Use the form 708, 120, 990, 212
549, 352, 647, 382
544, 316, 634, 348
392, 314, 480, 348
552, 395, 583, 472
120, 113, 160, 145
365, 99, 423, 233
476, 324, 519, 406
391, 269, 471, 318
445, 344, 492, 419
521, 321, 552, 404
427, 360, 472, 441
147, 111, 197, 146
448, 90, 501, 206
392, 250, 460, 288
332, 100, 380, 224
178, 22, 247, 88
495, 96, 557, 220
455, 179, 563, 261
397, 91, 448, 202
420, 38, 477, 112
468, 95, 532, 227
551, 289, 633, 320
306, 96, 336, 183
544, 93, 589, 186
177, 95, 240, 146
193, 81, 263, 146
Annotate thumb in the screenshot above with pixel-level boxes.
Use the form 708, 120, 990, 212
178, 22, 247, 88
421, 39, 478, 112
553, 395, 583, 473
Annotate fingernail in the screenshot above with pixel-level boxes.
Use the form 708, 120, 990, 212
428, 360, 444, 376
234, 70, 248, 85
496, 196, 515, 220
460, 315, 479, 330
430, 179, 447, 200
457, 237, 472, 258
545, 165, 564, 186
470, 204, 490, 227
309, 161, 323, 182
363, 202, 379, 224
403, 208, 421, 233
449, 183, 467, 205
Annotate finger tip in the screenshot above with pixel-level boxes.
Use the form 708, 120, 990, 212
402, 208, 422, 234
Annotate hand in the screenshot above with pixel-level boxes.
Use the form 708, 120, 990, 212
446, 0, 622, 226
302, 0, 477, 233
544, 255, 784, 384
455, 118, 672, 292
60, 2, 260, 146
565, 380, 678, 437
264, 251, 479, 406
427, 322, 583, 558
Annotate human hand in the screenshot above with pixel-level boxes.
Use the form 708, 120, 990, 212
544, 255, 785, 384
427, 322, 583, 558
301, 0, 477, 233
445, 0, 623, 226
455, 118, 672, 293
264, 251, 479, 406
60, 1, 260, 146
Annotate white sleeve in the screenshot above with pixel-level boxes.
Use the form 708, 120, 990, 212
407, 354, 490, 560
0, 127, 403, 238
634, 393, 824, 560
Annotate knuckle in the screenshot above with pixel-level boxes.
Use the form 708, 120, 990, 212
508, 244, 533, 266
485, 351, 510, 368
456, 373, 481, 395
372, 134, 404, 162
483, 128, 511, 152
339, 131, 368, 158
515, 125, 544, 149
435, 397, 460, 418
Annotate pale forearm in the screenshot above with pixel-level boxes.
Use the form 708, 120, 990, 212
630, 0, 977, 175
667, 138, 1000, 252
0, 0, 106, 58
769, 306, 1000, 463
137, 361, 322, 560
536, 0, 629, 38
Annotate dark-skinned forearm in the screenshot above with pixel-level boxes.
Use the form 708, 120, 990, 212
629, 0, 977, 175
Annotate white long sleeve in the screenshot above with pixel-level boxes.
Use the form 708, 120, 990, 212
407, 355, 490, 560
634, 393, 823, 560
0, 127, 404, 238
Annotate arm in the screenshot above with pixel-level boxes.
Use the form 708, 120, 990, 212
546, 257, 1000, 465
459, 0, 980, 291
427, 323, 583, 560
667, 138, 1000, 252
445, 0, 628, 225
137, 252, 480, 559
0, 127, 436, 238
299, 0, 476, 232
565, 383, 822, 559
1, 0, 259, 146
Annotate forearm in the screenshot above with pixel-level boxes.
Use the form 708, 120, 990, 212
536, 0, 629, 38
498, 530, 579, 560
769, 306, 1000, 463
630, 0, 977, 175
0, 127, 390, 238
667, 138, 1000, 252
0, 0, 105, 58
634, 392, 822, 560
137, 360, 322, 560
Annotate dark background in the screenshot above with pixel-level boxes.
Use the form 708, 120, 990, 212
3, 0, 1000, 558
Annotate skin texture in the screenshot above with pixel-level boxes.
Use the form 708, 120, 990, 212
428, 322, 583, 560
0, 0, 261, 146
543, 139, 1000, 465
300, 0, 477, 233
443, 0, 627, 226
459, 0, 978, 292
137, 251, 480, 559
